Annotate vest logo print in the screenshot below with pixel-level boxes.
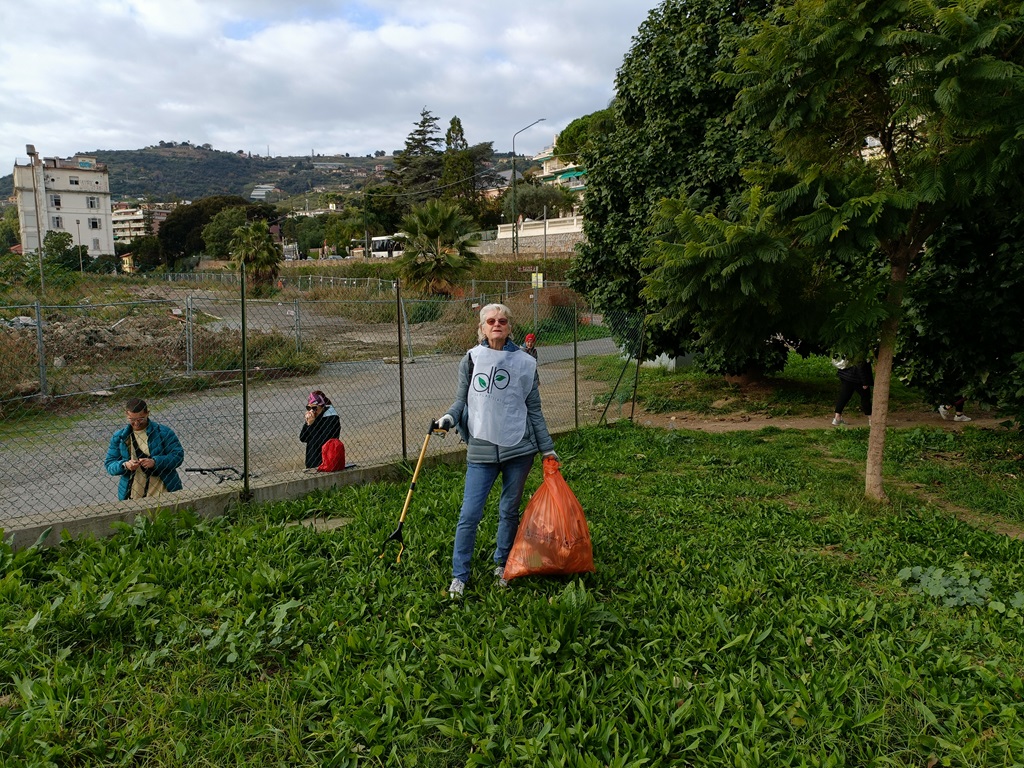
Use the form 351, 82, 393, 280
473, 366, 511, 393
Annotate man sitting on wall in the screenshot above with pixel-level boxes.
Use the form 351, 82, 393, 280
104, 398, 184, 500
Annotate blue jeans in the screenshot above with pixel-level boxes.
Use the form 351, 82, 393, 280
451, 454, 536, 582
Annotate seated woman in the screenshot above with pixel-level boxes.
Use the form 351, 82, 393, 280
300, 390, 341, 469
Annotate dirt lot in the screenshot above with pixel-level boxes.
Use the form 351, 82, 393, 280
629, 406, 1008, 433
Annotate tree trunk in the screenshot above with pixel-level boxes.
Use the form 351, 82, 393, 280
865, 256, 910, 501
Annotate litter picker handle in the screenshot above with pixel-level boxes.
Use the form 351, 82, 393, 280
379, 422, 437, 563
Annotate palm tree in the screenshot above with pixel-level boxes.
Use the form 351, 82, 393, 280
395, 199, 481, 296
230, 220, 281, 293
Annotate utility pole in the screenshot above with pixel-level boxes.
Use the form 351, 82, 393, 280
26, 145, 45, 295
76, 219, 83, 273
510, 118, 545, 256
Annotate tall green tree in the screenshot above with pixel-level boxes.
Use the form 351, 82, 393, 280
201, 206, 248, 259
128, 236, 163, 272
361, 184, 407, 239
42, 230, 78, 272
0, 206, 20, 252
388, 107, 444, 204
158, 195, 249, 267
567, 0, 775, 358
553, 107, 613, 164
658, 0, 1024, 499
395, 200, 481, 296
230, 220, 281, 293
440, 116, 477, 207
898, 205, 1024, 426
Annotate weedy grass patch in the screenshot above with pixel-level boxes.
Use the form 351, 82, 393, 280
2, 424, 1024, 766
585, 352, 931, 419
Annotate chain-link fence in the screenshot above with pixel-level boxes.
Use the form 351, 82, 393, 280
1, 282, 643, 537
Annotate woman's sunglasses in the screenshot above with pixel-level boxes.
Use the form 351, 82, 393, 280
485, 317, 509, 326
306, 405, 319, 411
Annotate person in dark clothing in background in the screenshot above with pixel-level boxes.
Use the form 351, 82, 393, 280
832, 359, 873, 426
523, 333, 538, 359
300, 390, 340, 468
938, 395, 972, 422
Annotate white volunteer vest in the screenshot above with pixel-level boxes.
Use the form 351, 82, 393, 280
466, 346, 537, 446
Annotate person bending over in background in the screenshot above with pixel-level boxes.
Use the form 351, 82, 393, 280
437, 303, 557, 598
832, 359, 873, 427
104, 398, 184, 500
300, 390, 341, 469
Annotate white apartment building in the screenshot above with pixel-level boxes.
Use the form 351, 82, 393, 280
111, 202, 171, 243
12, 145, 115, 257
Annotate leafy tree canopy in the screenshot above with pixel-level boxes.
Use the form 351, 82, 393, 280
129, 235, 164, 273
158, 195, 249, 266
501, 183, 578, 221
644, 0, 1024, 498
553, 107, 614, 164
568, 0, 775, 350
42, 230, 78, 272
898, 206, 1024, 426
0, 206, 19, 251
201, 206, 248, 259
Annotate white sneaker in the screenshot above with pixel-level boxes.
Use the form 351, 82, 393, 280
938, 405, 950, 420
448, 578, 465, 598
832, 416, 845, 426
953, 414, 972, 422
493, 566, 508, 588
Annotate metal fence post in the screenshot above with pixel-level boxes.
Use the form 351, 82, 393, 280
396, 281, 408, 461
34, 301, 48, 397
400, 295, 414, 362
185, 294, 194, 373
573, 303, 579, 430
240, 264, 251, 499
533, 275, 539, 333
294, 298, 302, 353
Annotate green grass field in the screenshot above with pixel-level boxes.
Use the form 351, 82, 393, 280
586, 351, 934, 419
2, 419, 1023, 766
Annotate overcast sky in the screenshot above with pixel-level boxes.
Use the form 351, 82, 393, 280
0, 0, 661, 168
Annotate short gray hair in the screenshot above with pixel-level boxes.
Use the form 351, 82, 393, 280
477, 303, 512, 342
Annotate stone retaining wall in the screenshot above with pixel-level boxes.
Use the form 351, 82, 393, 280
475, 231, 584, 257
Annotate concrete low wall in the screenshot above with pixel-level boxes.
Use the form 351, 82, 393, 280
7, 448, 469, 550
10, 423, 575, 549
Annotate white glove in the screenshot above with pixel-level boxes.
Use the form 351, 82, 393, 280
543, 450, 559, 461
436, 414, 455, 430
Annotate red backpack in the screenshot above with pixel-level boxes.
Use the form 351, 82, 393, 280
318, 439, 345, 472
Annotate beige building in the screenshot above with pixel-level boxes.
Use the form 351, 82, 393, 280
12, 145, 115, 257
532, 141, 587, 193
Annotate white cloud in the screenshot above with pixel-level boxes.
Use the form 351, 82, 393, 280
0, 0, 660, 169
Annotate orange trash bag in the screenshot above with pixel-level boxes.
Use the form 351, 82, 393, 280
503, 456, 595, 581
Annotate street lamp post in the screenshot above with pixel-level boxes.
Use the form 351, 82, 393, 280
75, 219, 83, 273
511, 118, 545, 256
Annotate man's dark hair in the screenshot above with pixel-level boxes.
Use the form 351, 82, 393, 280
125, 398, 148, 414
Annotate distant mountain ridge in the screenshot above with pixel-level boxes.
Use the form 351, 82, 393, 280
1, 145, 389, 202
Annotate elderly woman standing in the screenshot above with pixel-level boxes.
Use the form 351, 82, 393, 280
437, 303, 557, 597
